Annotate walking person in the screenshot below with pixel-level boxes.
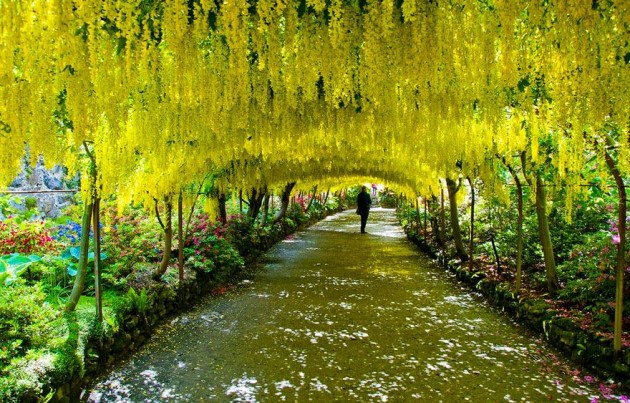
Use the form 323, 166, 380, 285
356, 186, 372, 234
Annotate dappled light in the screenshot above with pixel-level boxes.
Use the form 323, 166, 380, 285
86, 210, 603, 401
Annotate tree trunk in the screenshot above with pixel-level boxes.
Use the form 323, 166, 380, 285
305, 185, 318, 212
534, 175, 560, 292
178, 191, 184, 281
65, 199, 93, 312
430, 196, 444, 249
218, 193, 227, 224
66, 141, 97, 312
423, 198, 428, 243
322, 188, 330, 206
520, 151, 559, 293
154, 197, 173, 280
446, 178, 469, 262
467, 177, 475, 271
440, 189, 446, 251
93, 197, 102, 321
491, 232, 501, 273
506, 165, 524, 291
415, 198, 420, 233
273, 182, 296, 223
247, 187, 266, 222
603, 147, 626, 357
261, 193, 271, 227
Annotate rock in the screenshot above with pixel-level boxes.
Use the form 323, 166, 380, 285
44, 175, 63, 190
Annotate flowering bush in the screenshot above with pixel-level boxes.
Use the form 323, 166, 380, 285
52, 221, 83, 244
0, 219, 61, 255
100, 205, 161, 283
184, 213, 244, 279
222, 214, 261, 259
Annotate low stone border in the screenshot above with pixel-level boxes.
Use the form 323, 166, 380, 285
404, 231, 630, 390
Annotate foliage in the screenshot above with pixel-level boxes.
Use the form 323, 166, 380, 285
0, 195, 39, 223
287, 202, 309, 226
125, 287, 152, 317
185, 213, 245, 278
379, 188, 398, 208
0, 218, 61, 255
222, 214, 261, 259
0, 254, 42, 286
556, 230, 629, 317
100, 204, 161, 284
0, 282, 57, 368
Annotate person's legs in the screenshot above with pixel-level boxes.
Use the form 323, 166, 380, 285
360, 212, 369, 233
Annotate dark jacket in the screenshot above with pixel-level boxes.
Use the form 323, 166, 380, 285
357, 190, 372, 214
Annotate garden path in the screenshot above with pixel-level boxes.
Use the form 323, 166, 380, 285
86, 209, 602, 402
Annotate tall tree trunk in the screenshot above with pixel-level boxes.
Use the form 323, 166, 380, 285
506, 165, 524, 291
446, 178, 469, 262
273, 182, 296, 223
423, 198, 428, 243
521, 152, 559, 293
603, 147, 626, 357
218, 193, 227, 225
66, 141, 96, 313
491, 232, 501, 273
154, 197, 173, 280
415, 198, 420, 233
93, 197, 102, 321
261, 193, 271, 227
178, 191, 184, 281
247, 187, 266, 221
239, 189, 243, 213
440, 189, 446, 251
467, 177, 475, 271
65, 199, 93, 312
322, 188, 330, 206
305, 185, 318, 212
534, 175, 560, 292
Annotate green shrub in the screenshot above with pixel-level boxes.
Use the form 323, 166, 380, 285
101, 204, 161, 285
0, 282, 58, 369
379, 188, 398, 208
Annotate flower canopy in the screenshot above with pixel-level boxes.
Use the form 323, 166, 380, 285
0, 0, 628, 202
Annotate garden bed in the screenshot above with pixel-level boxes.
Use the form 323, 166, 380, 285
0, 197, 345, 402
404, 229, 630, 393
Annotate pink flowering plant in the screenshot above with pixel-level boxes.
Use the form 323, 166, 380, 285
184, 213, 244, 279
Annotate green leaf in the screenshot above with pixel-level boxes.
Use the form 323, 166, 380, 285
0, 260, 6, 273
70, 247, 81, 260
5, 254, 32, 266
67, 263, 78, 277
27, 254, 42, 262
61, 249, 72, 260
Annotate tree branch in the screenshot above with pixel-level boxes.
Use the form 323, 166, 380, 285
154, 198, 165, 230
